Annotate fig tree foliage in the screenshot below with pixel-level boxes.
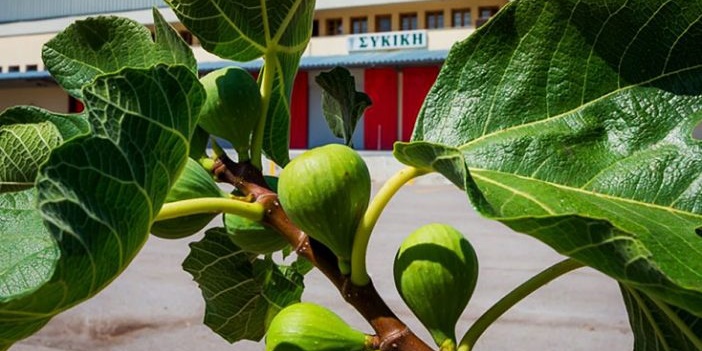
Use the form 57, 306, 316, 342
0, 0, 701, 350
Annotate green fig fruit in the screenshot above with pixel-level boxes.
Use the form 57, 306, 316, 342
393, 223, 479, 347
225, 213, 289, 254
199, 67, 262, 158
265, 302, 371, 351
277, 144, 371, 274
151, 158, 227, 239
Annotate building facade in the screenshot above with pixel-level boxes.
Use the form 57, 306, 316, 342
0, 0, 508, 150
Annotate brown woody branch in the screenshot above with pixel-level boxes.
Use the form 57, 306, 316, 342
213, 154, 433, 351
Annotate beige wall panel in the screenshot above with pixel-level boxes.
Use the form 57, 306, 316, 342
0, 85, 68, 113
427, 28, 475, 50
0, 1, 509, 70
0, 34, 53, 72
305, 36, 349, 57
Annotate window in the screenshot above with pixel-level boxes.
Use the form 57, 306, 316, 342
26, 64, 38, 72
351, 17, 368, 34
312, 20, 319, 37
477, 6, 500, 27
400, 13, 418, 30
479, 6, 500, 19
8, 65, 20, 73
425, 11, 444, 29
326, 18, 343, 35
452, 8, 471, 28
376, 15, 392, 32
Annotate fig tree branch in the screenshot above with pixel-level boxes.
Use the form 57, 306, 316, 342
212, 153, 434, 351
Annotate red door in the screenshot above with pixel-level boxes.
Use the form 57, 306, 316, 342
289, 71, 309, 149
401, 66, 440, 141
364, 68, 398, 150
68, 96, 84, 113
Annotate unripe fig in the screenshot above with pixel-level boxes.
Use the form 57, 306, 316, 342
265, 302, 371, 351
277, 144, 370, 274
151, 158, 227, 239
393, 223, 479, 347
225, 213, 289, 254
199, 67, 261, 158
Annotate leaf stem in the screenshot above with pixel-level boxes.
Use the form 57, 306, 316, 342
649, 294, 702, 349
251, 53, 277, 170
155, 197, 264, 222
350, 166, 429, 286
458, 258, 584, 351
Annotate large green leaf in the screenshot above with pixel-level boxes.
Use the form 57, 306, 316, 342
0, 189, 58, 303
42, 9, 196, 98
621, 285, 702, 351
0, 107, 89, 193
0, 65, 204, 349
2, 8, 184, 194
396, 0, 702, 319
166, 0, 315, 165
183, 228, 304, 343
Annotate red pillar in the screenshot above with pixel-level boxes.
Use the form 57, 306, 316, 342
289, 71, 309, 149
364, 68, 398, 150
401, 66, 440, 141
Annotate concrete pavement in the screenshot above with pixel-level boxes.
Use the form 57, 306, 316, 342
14, 183, 633, 351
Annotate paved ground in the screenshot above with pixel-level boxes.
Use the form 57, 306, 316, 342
14, 183, 633, 351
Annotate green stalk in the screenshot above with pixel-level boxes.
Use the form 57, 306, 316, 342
155, 197, 264, 222
250, 53, 277, 170
457, 258, 584, 351
350, 166, 429, 286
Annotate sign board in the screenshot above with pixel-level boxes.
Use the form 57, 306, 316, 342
348, 30, 428, 52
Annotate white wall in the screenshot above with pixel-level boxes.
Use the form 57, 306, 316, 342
0, 34, 54, 73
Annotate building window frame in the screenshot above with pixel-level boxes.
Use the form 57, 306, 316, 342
479, 6, 500, 19
425, 10, 444, 30
351, 16, 368, 34
400, 12, 418, 31
477, 6, 500, 27
452, 8, 472, 28
326, 18, 343, 36
312, 19, 319, 37
375, 14, 392, 32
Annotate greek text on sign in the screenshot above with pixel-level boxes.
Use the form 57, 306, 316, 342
348, 30, 428, 52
